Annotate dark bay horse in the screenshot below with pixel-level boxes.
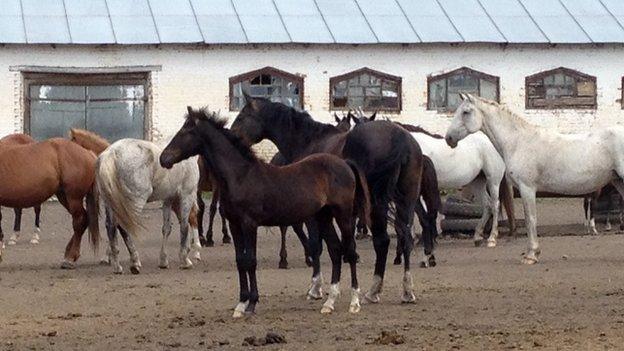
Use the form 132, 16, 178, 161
230, 94, 428, 303
0, 134, 42, 246
160, 107, 370, 316
0, 138, 99, 266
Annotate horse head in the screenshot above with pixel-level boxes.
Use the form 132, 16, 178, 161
445, 93, 484, 148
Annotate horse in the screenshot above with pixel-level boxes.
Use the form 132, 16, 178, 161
0, 137, 99, 267
446, 93, 624, 264
70, 129, 201, 274
160, 107, 370, 317
196, 157, 231, 246
272, 114, 351, 269
353, 113, 515, 247
0, 134, 42, 246
230, 93, 427, 304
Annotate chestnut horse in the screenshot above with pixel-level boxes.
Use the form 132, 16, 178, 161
0, 134, 42, 246
231, 94, 426, 304
0, 137, 99, 267
161, 107, 370, 317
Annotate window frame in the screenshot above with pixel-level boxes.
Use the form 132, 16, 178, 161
525, 67, 597, 110
22, 72, 151, 140
329, 67, 402, 113
228, 66, 304, 112
426, 67, 500, 112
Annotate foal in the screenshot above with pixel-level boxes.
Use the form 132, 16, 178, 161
161, 107, 370, 317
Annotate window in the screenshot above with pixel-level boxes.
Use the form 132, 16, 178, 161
428, 67, 499, 111
526, 67, 596, 109
330, 68, 401, 112
24, 72, 148, 141
229, 67, 303, 111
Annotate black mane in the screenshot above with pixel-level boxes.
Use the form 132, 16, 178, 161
396, 122, 444, 139
187, 108, 258, 162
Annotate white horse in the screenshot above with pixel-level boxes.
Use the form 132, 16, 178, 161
96, 138, 202, 274
446, 93, 624, 264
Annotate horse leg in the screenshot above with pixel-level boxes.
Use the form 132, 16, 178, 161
583, 197, 591, 233
231, 222, 250, 318
278, 226, 289, 269
8, 208, 21, 246
335, 209, 361, 314
610, 179, 624, 231
317, 210, 344, 314
175, 198, 194, 269
197, 191, 208, 246
413, 200, 435, 268
364, 202, 390, 304
188, 204, 202, 262
31, 205, 41, 244
244, 226, 259, 316
60, 193, 89, 269
105, 211, 123, 274
485, 179, 501, 247
159, 202, 173, 269
468, 179, 490, 247
119, 227, 141, 274
590, 193, 599, 234
517, 183, 539, 264
219, 200, 231, 244
306, 218, 324, 300
292, 222, 312, 267
355, 217, 368, 240
0, 209, 4, 262
205, 193, 216, 247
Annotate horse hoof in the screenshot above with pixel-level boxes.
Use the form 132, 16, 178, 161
232, 310, 244, 319
179, 264, 193, 270
30, 239, 40, 245
130, 266, 140, 274
7, 240, 16, 246
278, 261, 288, 269
401, 292, 416, 304
429, 255, 437, 267
320, 306, 334, 314
60, 261, 75, 270
393, 257, 402, 265
222, 236, 232, 244
159, 264, 169, 269
204, 240, 215, 247
474, 239, 483, 247
99, 259, 111, 266
486, 240, 497, 248
363, 293, 380, 304
349, 304, 361, 314
521, 257, 538, 265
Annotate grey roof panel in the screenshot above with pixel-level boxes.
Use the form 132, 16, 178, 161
64, 0, 115, 44
356, 0, 419, 43
479, 0, 548, 42
520, 0, 590, 43
0, 1, 26, 43
190, 0, 237, 15
22, 0, 70, 43
316, 0, 377, 43
107, 0, 159, 43
274, 0, 333, 43
396, 0, 462, 42
233, 0, 290, 43
149, 0, 202, 43
190, 0, 247, 43
564, 0, 624, 43
438, 0, 504, 42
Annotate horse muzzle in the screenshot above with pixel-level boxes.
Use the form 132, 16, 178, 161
159, 153, 176, 169
445, 135, 458, 148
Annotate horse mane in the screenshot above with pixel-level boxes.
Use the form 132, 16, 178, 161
187, 108, 258, 162
396, 122, 444, 139
469, 94, 535, 131
69, 128, 110, 155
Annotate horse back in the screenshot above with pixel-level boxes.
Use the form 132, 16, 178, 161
0, 133, 35, 145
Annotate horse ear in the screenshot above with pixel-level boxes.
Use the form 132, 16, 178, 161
458, 93, 466, 101
334, 113, 340, 123
242, 90, 262, 112
370, 111, 377, 121
187, 106, 193, 114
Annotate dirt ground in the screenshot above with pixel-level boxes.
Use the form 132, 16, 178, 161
2, 198, 624, 350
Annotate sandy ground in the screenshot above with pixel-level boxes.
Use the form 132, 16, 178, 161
2, 198, 624, 350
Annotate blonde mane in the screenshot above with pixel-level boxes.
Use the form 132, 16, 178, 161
69, 128, 111, 155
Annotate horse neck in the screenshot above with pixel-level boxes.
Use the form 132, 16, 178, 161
197, 122, 256, 190
265, 110, 340, 161
478, 103, 533, 159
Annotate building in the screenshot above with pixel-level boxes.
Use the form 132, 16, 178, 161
1, 0, 624, 158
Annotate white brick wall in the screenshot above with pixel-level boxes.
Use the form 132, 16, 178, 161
1, 43, 623, 159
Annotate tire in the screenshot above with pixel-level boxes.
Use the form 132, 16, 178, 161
442, 200, 484, 218
441, 218, 492, 234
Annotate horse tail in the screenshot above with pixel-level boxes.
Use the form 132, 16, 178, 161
346, 160, 371, 228
86, 179, 100, 252
96, 152, 145, 236
499, 175, 515, 235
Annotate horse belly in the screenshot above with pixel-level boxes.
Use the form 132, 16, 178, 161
0, 179, 58, 208
538, 166, 614, 195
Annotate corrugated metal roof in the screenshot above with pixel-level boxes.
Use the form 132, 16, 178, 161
1, 0, 623, 44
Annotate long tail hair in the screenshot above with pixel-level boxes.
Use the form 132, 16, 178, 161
346, 160, 372, 228
96, 152, 145, 236
85, 181, 100, 252
499, 175, 515, 235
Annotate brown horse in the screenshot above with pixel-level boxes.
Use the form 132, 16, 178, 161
161, 107, 370, 317
0, 137, 99, 267
0, 134, 42, 246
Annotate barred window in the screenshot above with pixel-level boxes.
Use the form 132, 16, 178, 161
428, 67, 499, 111
526, 67, 596, 109
230, 67, 303, 111
330, 68, 401, 112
